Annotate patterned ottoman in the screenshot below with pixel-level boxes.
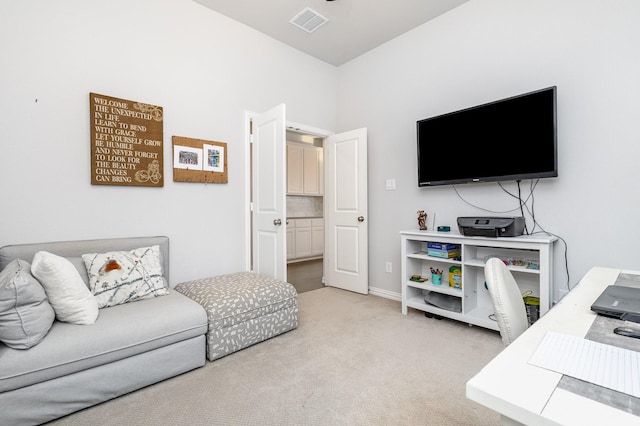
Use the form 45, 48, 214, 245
175, 272, 298, 361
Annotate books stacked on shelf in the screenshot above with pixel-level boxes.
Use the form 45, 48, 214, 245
426, 242, 461, 259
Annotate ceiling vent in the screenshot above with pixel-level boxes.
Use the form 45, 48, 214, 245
289, 7, 329, 33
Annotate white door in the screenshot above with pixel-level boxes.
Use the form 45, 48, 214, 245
251, 104, 287, 281
324, 128, 368, 294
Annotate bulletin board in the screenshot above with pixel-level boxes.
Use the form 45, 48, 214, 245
172, 136, 228, 183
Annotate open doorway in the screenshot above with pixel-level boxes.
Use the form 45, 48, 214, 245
285, 129, 325, 293
246, 107, 369, 294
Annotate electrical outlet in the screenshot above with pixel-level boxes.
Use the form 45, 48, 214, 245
385, 262, 392, 273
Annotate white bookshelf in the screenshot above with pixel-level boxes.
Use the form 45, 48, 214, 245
400, 230, 557, 331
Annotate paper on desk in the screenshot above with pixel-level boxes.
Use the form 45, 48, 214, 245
529, 331, 640, 398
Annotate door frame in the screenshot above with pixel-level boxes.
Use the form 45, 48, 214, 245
244, 112, 332, 271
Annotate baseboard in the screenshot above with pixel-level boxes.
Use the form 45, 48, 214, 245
368, 286, 401, 301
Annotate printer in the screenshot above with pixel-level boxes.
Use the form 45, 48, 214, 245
457, 216, 525, 238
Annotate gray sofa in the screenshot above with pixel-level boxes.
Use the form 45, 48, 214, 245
0, 236, 208, 425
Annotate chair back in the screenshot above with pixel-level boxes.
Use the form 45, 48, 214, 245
484, 257, 529, 345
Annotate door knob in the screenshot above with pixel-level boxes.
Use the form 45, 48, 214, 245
273, 219, 282, 226
357, 216, 365, 222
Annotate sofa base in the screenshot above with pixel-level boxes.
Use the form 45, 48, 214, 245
0, 335, 205, 426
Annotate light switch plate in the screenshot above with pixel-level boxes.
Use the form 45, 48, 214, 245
385, 179, 396, 190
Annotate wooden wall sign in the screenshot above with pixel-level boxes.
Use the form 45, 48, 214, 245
172, 136, 228, 184
90, 93, 164, 187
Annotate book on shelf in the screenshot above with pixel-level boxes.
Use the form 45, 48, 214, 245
426, 242, 460, 251
427, 248, 461, 259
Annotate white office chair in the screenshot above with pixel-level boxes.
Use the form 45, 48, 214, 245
484, 257, 529, 346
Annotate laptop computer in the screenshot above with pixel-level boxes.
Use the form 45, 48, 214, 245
590, 285, 640, 319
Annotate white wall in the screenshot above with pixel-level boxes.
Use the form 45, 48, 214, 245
336, 0, 640, 301
0, 0, 337, 284
3, 0, 639, 303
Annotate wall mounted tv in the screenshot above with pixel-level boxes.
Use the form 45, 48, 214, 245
417, 86, 557, 187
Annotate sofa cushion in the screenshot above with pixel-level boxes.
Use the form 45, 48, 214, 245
82, 245, 168, 308
0, 290, 207, 393
0, 259, 55, 349
31, 252, 99, 325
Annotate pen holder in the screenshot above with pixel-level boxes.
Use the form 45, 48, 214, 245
432, 273, 442, 285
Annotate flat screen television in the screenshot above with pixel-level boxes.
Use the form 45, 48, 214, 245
417, 86, 557, 187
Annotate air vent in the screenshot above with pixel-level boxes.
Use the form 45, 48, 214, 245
289, 7, 329, 33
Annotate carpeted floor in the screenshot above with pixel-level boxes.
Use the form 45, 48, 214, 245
47, 287, 504, 426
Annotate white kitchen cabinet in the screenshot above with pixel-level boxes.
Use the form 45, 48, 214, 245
287, 143, 304, 194
311, 218, 324, 256
294, 218, 312, 258
287, 218, 324, 262
287, 142, 323, 196
286, 226, 295, 261
302, 145, 323, 195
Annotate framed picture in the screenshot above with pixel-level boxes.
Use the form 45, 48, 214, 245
203, 144, 225, 173
173, 145, 202, 170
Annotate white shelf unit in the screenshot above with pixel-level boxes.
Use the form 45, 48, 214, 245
400, 230, 557, 331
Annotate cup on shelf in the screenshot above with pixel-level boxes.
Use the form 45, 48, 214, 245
432, 272, 442, 285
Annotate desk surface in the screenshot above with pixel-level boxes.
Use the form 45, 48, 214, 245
466, 267, 640, 426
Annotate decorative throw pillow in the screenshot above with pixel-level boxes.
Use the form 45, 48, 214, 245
82, 245, 168, 308
31, 251, 99, 325
0, 259, 56, 349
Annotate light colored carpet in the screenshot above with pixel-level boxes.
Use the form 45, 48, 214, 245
47, 287, 504, 426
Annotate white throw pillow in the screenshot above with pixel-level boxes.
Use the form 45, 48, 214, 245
82, 245, 168, 308
31, 251, 99, 325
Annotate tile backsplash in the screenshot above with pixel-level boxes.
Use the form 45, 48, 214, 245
287, 196, 323, 218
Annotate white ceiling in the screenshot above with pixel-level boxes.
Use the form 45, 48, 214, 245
193, 0, 469, 66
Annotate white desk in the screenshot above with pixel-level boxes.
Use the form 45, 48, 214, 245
466, 267, 640, 426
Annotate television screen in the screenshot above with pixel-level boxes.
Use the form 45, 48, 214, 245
417, 86, 557, 187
